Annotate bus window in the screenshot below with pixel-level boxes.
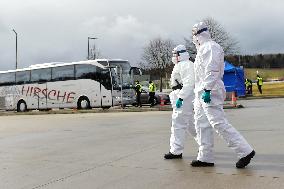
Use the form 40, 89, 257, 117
75, 64, 96, 79
52, 65, 74, 81
0, 72, 16, 86
31, 68, 51, 83
16, 71, 30, 84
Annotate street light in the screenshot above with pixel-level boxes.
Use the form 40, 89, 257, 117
88, 37, 97, 60
12, 29, 18, 69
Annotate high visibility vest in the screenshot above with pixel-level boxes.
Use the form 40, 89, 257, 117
245, 79, 252, 87
257, 77, 263, 85
149, 83, 156, 92
245, 79, 249, 87
135, 83, 142, 92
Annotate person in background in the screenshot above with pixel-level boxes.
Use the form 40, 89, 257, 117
134, 80, 142, 107
245, 78, 253, 95
148, 81, 156, 107
256, 75, 263, 94
191, 21, 255, 168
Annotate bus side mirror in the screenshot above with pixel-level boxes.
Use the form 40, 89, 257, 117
114, 67, 118, 75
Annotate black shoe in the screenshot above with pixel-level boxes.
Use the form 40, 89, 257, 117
190, 160, 214, 167
164, 152, 182, 159
236, 150, 255, 169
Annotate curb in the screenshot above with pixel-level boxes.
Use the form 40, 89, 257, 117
239, 96, 284, 100
0, 105, 173, 117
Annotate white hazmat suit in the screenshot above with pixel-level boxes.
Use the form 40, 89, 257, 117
192, 22, 255, 167
167, 45, 197, 156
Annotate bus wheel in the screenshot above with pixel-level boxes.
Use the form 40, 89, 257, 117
17, 100, 27, 112
77, 97, 90, 109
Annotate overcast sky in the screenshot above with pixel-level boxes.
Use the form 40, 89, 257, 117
0, 0, 283, 70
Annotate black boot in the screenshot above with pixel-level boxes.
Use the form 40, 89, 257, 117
190, 160, 214, 167
236, 150, 255, 168
164, 152, 182, 159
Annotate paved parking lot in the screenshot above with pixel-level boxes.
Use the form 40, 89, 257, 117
0, 98, 284, 189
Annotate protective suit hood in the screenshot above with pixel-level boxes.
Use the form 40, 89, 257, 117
172, 45, 190, 63
192, 22, 211, 47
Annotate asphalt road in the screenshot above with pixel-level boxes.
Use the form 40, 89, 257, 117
0, 98, 284, 189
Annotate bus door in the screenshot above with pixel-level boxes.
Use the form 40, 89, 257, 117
100, 68, 112, 107
36, 82, 48, 109
30, 68, 51, 110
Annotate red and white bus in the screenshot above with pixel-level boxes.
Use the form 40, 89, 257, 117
0, 59, 139, 112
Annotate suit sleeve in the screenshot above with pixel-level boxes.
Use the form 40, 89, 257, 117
170, 64, 180, 87
201, 44, 223, 90
177, 61, 195, 99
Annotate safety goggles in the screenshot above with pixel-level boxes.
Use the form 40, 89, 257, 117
192, 27, 208, 36
172, 50, 186, 56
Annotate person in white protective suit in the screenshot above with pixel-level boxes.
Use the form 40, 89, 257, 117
190, 22, 255, 168
164, 44, 197, 159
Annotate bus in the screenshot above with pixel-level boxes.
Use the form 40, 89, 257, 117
0, 59, 140, 112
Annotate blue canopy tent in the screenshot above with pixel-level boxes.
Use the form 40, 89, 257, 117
223, 61, 245, 96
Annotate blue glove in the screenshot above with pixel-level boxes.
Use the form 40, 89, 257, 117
176, 98, 183, 108
202, 90, 211, 103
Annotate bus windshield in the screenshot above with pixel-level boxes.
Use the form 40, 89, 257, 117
98, 60, 132, 90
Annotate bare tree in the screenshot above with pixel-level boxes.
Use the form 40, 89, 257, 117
185, 17, 239, 56
140, 37, 175, 92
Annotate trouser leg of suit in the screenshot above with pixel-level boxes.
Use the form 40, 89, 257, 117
194, 97, 214, 162
169, 91, 197, 155
195, 90, 253, 163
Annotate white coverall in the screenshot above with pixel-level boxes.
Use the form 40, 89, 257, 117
169, 47, 196, 155
193, 24, 253, 163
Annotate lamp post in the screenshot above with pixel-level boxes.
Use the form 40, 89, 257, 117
12, 29, 18, 69
88, 37, 97, 60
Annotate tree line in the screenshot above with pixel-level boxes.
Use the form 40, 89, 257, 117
226, 54, 284, 68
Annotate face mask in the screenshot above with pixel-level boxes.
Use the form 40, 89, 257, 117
192, 35, 198, 45
172, 57, 178, 64
192, 35, 201, 50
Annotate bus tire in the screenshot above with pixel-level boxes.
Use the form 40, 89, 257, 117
17, 100, 27, 112
77, 97, 90, 110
